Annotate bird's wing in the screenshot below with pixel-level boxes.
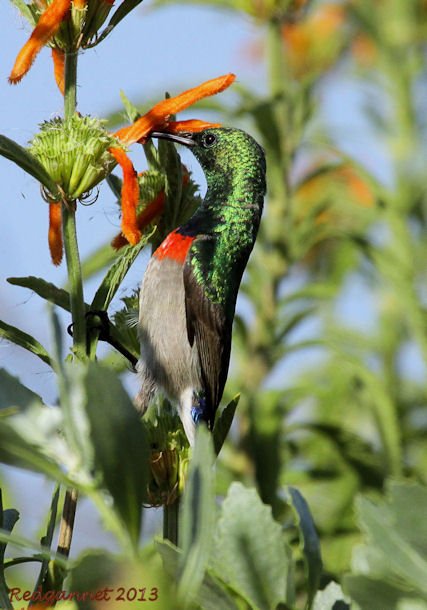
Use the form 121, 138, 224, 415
183, 240, 232, 427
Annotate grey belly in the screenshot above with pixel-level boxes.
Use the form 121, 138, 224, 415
138, 256, 200, 401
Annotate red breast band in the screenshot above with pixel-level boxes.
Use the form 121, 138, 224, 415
153, 230, 194, 263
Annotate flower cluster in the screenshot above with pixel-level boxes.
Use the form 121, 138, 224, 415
9, 0, 117, 89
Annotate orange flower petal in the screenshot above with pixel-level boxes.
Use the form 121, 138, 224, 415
73, 0, 87, 7
9, 0, 72, 84
165, 119, 221, 133
111, 190, 166, 250
48, 202, 63, 265
52, 48, 65, 95
115, 73, 235, 145
109, 147, 141, 246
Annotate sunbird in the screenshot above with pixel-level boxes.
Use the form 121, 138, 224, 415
136, 127, 266, 445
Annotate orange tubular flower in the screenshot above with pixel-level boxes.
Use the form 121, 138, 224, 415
282, 4, 345, 78
48, 202, 63, 265
9, 0, 72, 84
166, 119, 221, 133
295, 164, 375, 228
109, 147, 141, 245
111, 190, 166, 250
115, 74, 235, 145
111, 73, 235, 246
51, 48, 65, 95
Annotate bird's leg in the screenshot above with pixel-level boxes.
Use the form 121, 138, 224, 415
67, 310, 138, 368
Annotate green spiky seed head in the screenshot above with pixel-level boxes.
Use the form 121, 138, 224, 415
30, 115, 122, 201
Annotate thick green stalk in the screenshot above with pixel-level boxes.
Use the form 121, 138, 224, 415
163, 499, 180, 546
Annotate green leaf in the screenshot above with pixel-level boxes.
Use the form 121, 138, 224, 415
32, 486, 60, 594
276, 307, 316, 344
344, 481, 427, 609
0, 135, 60, 199
0, 369, 42, 410
81, 242, 118, 281
119, 91, 141, 124
299, 423, 385, 488
0, 527, 66, 566
0, 491, 20, 610
71, 547, 174, 610
10, 0, 36, 23
356, 495, 427, 595
93, 0, 145, 45
49, 304, 65, 366
0, 403, 73, 484
178, 426, 216, 608
344, 576, 407, 610
0, 320, 52, 366
8, 276, 73, 312
111, 292, 140, 357
159, 138, 183, 231
197, 571, 243, 610
151, 0, 251, 15
211, 483, 294, 610
69, 551, 120, 610
91, 236, 149, 311
82, 363, 149, 546
156, 538, 180, 577
397, 602, 427, 610
213, 394, 239, 455
313, 582, 350, 610
156, 540, 243, 610
0, 371, 80, 483
286, 487, 322, 609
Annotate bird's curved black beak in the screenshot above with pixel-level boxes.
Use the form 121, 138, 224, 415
150, 131, 196, 147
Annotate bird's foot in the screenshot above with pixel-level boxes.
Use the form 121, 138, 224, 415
67, 310, 138, 368
191, 391, 210, 426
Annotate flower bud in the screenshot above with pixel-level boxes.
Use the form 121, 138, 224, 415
30, 115, 121, 201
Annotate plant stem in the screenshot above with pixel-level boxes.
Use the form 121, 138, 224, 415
64, 51, 77, 120
56, 488, 78, 558
62, 50, 86, 361
55, 49, 82, 574
163, 499, 180, 545
62, 202, 87, 360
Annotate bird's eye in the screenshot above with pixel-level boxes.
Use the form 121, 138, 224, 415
203, 133, 217, 147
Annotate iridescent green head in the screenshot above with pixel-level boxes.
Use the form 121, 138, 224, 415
151, 127, 266, 194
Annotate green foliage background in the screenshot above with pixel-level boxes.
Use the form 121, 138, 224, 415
2, 0, 427, 609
